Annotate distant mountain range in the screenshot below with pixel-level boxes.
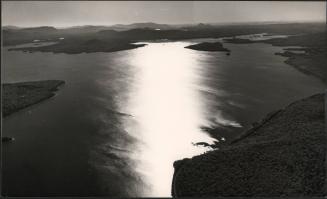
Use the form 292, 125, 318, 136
2, 25, 21, 30
3, 22, 179, 32
4, 21, 322, 32
2, 22, 230, 33
108, 22, 175, 31
3, 22, 326, 47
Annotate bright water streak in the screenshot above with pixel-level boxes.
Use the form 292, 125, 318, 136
119, 42, 215, 196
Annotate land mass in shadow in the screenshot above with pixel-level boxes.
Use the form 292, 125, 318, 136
8, 39, 146, 54
2, 80, 65, 117
185, 42, 230, 52
172, 92, 326, 197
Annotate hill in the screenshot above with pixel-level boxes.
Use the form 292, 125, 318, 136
173, 93, 326, 197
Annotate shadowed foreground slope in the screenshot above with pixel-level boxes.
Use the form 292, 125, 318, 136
173, 93, 326, 197
2, 80, 65, 117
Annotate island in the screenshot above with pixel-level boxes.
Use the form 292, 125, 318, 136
2, 80, 65, 117
172, 92, 326, 196
185, 42, 230, 52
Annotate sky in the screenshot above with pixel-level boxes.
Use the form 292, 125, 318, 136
2, 1, 326, 27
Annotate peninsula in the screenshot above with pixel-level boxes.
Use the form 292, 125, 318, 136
2, 80, 65, 117
8, 40, 146, 54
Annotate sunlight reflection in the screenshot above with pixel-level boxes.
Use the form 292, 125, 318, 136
125, 42, 216, 196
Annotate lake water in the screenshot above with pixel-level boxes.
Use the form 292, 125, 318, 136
2, 38, 326, 197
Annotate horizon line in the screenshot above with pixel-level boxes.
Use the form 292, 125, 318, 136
3, 19, 326, 29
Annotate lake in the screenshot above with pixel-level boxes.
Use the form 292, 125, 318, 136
2, 38, 325, 197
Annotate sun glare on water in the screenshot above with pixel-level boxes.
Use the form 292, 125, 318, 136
122, 42, 216, 196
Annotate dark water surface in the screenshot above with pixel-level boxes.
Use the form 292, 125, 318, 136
2, 39, 325, 196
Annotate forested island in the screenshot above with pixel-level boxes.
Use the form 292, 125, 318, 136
185, 42, 230, 52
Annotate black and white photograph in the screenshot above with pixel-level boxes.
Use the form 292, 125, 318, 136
1, 1, 326, 197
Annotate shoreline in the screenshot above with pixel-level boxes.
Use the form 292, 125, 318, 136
275, 51, 326, 83
225, 32, 327, 83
